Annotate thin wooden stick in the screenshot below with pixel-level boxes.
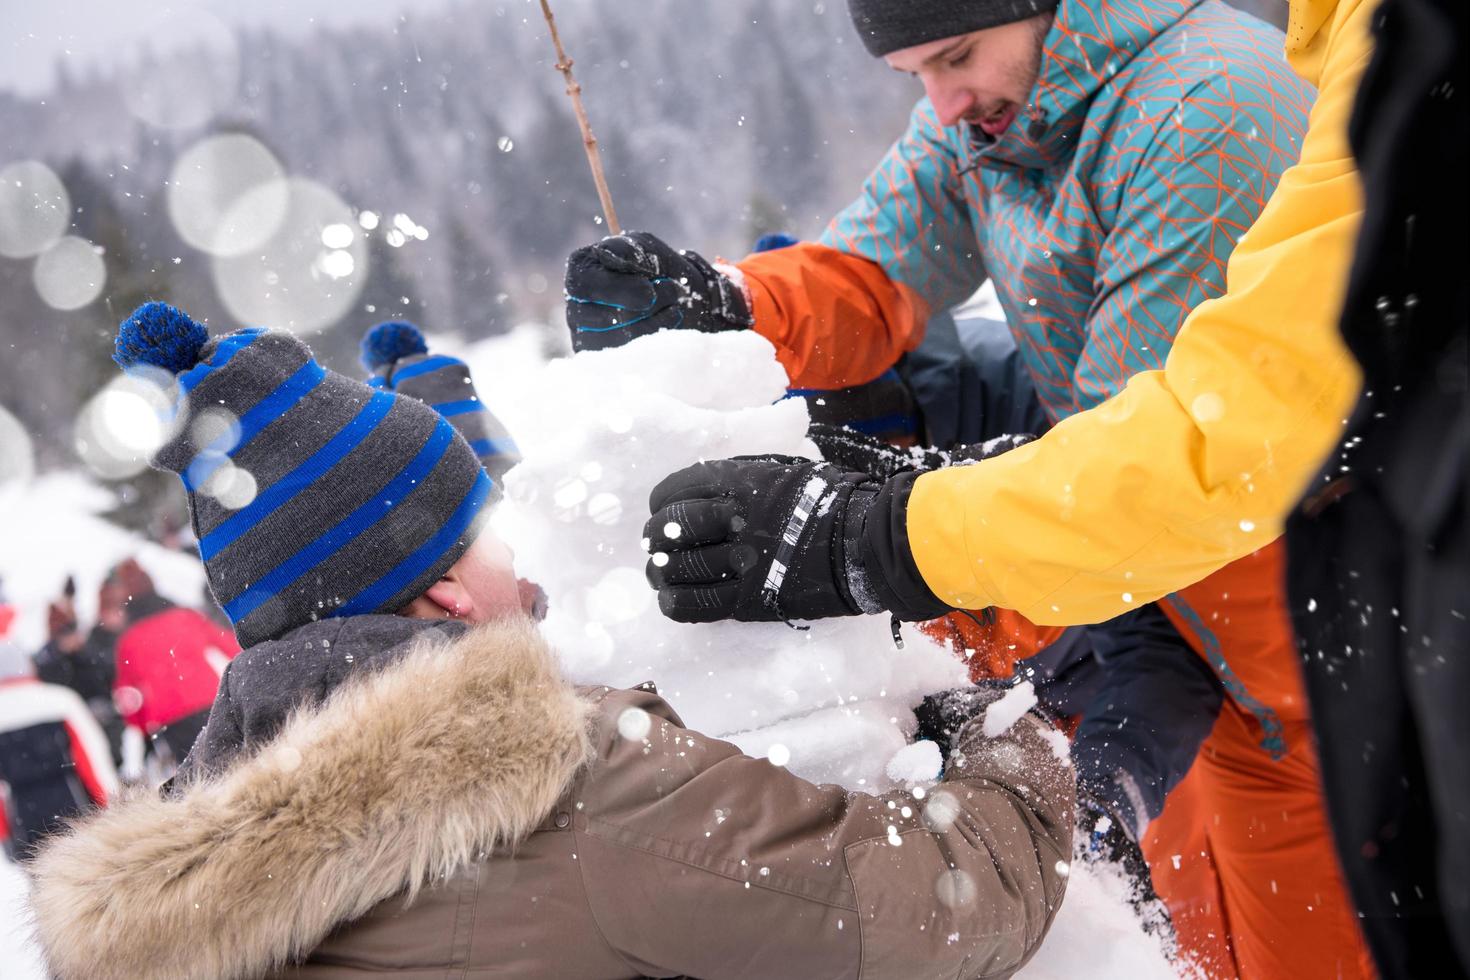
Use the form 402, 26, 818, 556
538, 0, 621, 235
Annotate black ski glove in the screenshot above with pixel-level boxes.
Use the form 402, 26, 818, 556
643, 456, 950, 625
808, 421, 1035, 481
914, 682, 1062, 764
565, 231, 753, 352
913, 683, 1011, 763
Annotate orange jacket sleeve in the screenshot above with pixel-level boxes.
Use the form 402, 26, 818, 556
738, 242, 931, 390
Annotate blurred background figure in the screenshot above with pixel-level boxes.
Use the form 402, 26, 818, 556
32, 574, 125, 762
0, 578, 15, 641
31, 559, 239, 784
0, 636, 118, 861
105, 558, 239, 779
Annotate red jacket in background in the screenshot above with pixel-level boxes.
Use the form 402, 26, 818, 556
113, 608, 239, 734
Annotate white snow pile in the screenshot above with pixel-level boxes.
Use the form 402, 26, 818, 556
0, 326, 1176, 977
490, 329, 969, 782
482, 328, 1177, 978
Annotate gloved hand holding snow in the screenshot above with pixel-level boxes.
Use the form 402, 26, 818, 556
564, 231, 752, 352
913, 680, 1064, 764
808, 421, 1036, 482
643, 455, 952, 625
913, 682, 1014, 763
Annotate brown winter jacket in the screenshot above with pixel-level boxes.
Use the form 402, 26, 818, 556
28, 616, 1074, 979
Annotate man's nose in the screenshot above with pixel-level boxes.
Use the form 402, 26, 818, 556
923, 78, 974, 127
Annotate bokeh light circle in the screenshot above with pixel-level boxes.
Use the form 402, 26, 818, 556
120, 7, 241, 130
32, 236, 106, 310
202, 461, 258, 510
211, 178, 369, 336
168, 134, 288, 257
189, 407, 242, 453
74, 372, 179, 480
585, 566, 651, 624
0, 161, 70, 259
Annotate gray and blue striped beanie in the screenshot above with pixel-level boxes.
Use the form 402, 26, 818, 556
361, 321, 522, 495
113, 302, 493, 649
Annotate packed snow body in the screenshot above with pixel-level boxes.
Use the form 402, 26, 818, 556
478, 328, 1175, 977
489, 329, 967, 782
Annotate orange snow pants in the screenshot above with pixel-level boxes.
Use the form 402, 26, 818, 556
928, 542, 1375, 979
1143, 704, 1376, 979
1150, 543, 1375, 979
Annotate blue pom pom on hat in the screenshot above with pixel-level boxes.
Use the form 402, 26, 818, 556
360, 319, 429, 371
113, 301, 209, 374
752, 232, 800, 254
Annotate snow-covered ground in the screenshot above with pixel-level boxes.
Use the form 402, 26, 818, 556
0, 322, 1175, 977
0, 858, 46, 977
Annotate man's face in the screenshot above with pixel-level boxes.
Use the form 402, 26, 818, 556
885, 15, 1052, 134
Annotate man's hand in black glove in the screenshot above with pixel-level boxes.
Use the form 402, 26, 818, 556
807, 422, 1035, 481
914, 682, 1062, 764
643, 456, 951, 625
565, 231, 753, 352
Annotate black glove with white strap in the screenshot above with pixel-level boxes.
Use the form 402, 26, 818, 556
643, 456, 950, 625
807, 422, 1035, 480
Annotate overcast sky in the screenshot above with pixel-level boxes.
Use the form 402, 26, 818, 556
0, 0, 465, 95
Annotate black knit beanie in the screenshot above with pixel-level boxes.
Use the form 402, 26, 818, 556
846, 0, 1059, 57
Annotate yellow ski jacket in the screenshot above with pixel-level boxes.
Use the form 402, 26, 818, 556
907, 0, 1377, 625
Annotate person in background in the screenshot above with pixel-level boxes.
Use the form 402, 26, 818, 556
107, 558, 240, 773
360, 319, 522, 492
26, 303, 1073, 980
0, 640, 118, 860
33, 574, 126, 762
0, 577, 16, 642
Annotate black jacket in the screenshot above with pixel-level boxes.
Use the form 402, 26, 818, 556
1285, 0, 1469, 975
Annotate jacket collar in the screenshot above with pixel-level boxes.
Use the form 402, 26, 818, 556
28, 617, 595, 980
173, 613, 467, 784
970, 0, 1201, 172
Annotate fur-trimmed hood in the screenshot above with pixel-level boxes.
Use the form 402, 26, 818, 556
28, 617, 595, 980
